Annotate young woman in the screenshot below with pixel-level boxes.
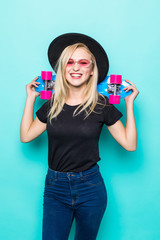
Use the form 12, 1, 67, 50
20, 33, 139, 240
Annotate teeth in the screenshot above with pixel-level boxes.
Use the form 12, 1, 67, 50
71, 74, 82, 77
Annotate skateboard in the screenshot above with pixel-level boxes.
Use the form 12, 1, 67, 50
97, 74, 132, 104
35, 71, 132, 104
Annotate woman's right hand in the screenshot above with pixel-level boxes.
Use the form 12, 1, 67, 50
26, 76, 40, 98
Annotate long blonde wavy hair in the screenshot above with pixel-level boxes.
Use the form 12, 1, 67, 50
48, 43, 107, 125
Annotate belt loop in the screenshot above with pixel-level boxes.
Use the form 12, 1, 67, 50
80, 172, 84, 180
54, 171, 57, 181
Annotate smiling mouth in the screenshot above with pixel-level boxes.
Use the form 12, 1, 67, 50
70, 73, 82, 79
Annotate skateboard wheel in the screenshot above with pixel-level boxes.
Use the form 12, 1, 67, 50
40, 90, 52, 99
109, 95, 120, 104
110, 75, 122, 84
41, 71, 52, 80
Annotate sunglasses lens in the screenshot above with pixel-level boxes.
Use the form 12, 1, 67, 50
67, 59, 74, 66
79, 59, 90, 67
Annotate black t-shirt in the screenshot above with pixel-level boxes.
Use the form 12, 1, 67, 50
36, 95, 123, 172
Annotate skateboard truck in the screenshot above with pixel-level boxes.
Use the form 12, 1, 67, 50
108, 75, 122, 104
39, 71, 54, 99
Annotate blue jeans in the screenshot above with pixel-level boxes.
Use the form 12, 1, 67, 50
42, 164, 107, 240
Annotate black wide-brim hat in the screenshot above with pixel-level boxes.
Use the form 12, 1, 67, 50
48, 33, 109, 84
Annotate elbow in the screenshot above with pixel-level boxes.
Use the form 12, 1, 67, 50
20, 137, 28, 143
124, 138, 137, 152
20, 134, 34, 143
125, 145, 137, 152
20, 129, 31, 143
127, 148, 136, 152
20, 134, 29, 143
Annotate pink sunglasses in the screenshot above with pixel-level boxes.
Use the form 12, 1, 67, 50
66, 59, 93, 68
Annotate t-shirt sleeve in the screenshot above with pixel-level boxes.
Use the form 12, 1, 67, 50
36, 100, 51, 123
102, 96, 123, 126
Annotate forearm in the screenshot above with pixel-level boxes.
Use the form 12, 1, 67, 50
125, 102, 137, 151
20, 96, 36, 142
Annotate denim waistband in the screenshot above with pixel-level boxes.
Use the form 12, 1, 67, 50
47, 164, 99, 179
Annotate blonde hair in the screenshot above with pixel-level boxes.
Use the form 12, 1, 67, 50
48, 43, 107, 125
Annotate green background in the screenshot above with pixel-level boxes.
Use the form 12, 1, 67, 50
0, 0, 160, 239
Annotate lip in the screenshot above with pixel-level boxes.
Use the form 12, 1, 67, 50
70, 73, 82, 75
70, 73, 83, 79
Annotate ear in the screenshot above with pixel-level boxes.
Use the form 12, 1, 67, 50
90, 71, 93, 76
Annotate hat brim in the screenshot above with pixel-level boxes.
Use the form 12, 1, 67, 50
48, 33, 109, 83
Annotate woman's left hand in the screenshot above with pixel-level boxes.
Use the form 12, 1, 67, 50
124, 79, 139, 104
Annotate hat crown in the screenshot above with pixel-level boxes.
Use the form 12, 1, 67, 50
48, 33, 109, 83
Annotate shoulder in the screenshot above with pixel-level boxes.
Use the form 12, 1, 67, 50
36, 99, 52, 113
44, 98, 54, 108
97, 94, 111, 107
90, 94, 111, 114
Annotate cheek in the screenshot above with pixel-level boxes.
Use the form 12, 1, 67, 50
65, 68, 69, 77
85, 69, 93, 76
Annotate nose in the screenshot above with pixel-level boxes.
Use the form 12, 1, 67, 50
73, 62, 80, 71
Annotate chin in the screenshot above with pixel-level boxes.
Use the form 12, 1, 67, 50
67, 79, 86, 86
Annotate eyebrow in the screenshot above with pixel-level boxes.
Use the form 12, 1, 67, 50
69, 58, 91, 60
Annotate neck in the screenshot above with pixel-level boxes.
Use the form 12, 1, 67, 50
66, 84, 86, 103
